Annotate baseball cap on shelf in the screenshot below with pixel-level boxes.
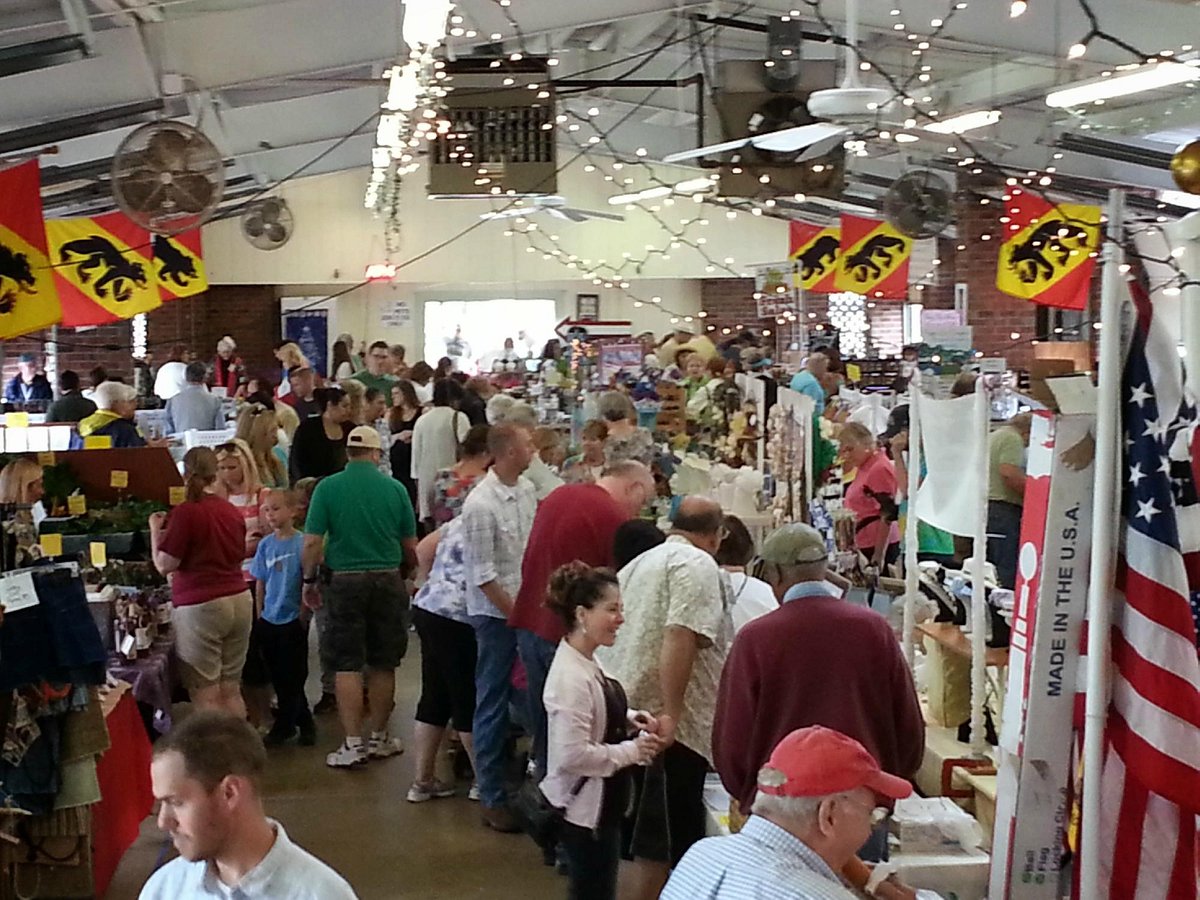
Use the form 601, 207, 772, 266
758, 523, 828, 566
17, 352, 36, 364
346, 425, 382, 450
756, 726, 912, 801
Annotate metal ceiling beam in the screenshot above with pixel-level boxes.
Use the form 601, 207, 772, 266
0, 98, 163, 154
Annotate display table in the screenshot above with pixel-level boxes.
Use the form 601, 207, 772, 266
108, 638, 176, 734
916, 622, 1009, 668
92, 685, 154, 900
701, 773, 990, 899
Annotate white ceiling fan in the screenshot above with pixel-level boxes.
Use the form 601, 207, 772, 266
479, 195, 625, 223
662, 0, 892, 165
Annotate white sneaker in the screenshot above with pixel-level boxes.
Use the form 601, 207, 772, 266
368, 732, 404, 759
326, 741, 368, 768
468, 783, 481, 802
406, 780, 457, 803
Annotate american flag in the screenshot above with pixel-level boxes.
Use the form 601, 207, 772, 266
1094, 272, 1200, 898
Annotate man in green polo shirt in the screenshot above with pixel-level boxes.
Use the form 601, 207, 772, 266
350, 340, 397, 398
302, 425, 417, 768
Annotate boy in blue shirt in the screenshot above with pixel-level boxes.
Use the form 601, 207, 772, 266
249, 489, 316, 746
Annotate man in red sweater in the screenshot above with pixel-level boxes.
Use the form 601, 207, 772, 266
509, 459, 655, 778
713, 523, 924, 843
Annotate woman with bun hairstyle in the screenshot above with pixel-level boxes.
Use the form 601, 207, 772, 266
148, 447, 251, 717
541, 562, 666, 900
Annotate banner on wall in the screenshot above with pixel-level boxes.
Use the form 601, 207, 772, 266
153, 229, 207, 300
833, 214, 912, 298
46, 211, 162, 326
0, 160, 61, 338
752, 262, 800, 319
284, 309, 329, 377
996, 192, 1101, 311
788, 221, 841, 292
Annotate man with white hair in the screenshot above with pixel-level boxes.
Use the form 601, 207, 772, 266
71, 381, 155, 449
662, 726, 913, 900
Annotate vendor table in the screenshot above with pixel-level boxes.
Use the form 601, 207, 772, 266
916, 622, 1009, 667
92, 685, 154, 899
107, 638, 176, 734
702, 773, 990, 899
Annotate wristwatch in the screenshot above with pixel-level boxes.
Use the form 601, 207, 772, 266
302, 574, 319, 585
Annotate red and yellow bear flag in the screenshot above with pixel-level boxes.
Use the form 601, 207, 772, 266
833, 214, 913, 298
46, 211, 161, 326
789, 221, 841, 292
996, 190, 1101, 310
153, 229, 207, 301
0, 160, 62, 338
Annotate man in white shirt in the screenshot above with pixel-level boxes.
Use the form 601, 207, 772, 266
596, 496, 733, 899
139, 711, 357, 900
154, 343, 190, 401
461, 423, 537, 832
662, 726, 914, 900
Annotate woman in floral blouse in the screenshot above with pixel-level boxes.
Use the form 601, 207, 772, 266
430, 424, 491, 525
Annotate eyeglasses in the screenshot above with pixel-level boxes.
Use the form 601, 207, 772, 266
837, 795, 888, 826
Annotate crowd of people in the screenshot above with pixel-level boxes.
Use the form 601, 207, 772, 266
0, 328, 981, 900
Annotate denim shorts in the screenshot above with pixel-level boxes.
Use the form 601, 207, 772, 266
319, 571, 410, 673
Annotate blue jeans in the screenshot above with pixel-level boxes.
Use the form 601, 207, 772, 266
516, 629, 558, 781
470, 615, 517, 809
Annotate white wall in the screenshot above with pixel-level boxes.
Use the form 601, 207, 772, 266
279, 278, 702, 358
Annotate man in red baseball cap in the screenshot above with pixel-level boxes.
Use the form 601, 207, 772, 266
662, 726, 914, 900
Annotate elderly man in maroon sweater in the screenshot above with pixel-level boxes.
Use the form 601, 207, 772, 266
509, 459, 655, 779
713, 522, 924, 858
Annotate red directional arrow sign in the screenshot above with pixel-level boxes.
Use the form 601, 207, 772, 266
554, 318, 633, 342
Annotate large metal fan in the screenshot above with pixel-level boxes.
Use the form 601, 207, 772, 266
883, 170, 954, 238
111, 121, 225, 235
241, 198, 294, 250
480, 195, 624, 223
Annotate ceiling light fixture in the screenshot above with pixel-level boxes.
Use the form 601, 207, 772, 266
1009, 0, 1027, 17
1046, 60, 1199, 108
923, 109, 1001, 133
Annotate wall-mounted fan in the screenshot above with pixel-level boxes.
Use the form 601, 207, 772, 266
241, 198, 294, 250
111, 121, 225, 235
480, 195, 624, 223
883, 170, 954, 238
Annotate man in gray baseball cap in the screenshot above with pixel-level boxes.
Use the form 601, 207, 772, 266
712, 521, 924, 863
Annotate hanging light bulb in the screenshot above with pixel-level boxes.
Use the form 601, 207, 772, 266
1009, 0, 1027, 17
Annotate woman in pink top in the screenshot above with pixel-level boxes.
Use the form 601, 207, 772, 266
839, 421, 901, 568
149, 448, 251, 716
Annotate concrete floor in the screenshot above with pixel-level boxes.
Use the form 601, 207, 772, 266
103, 636, 562, 900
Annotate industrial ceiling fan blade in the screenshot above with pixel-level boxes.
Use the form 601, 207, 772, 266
573, 208, 625, 222
751, 123, 850, 154
662, 136, 753, 164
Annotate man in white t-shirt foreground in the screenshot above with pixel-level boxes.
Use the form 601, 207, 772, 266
140, 711, 357, 899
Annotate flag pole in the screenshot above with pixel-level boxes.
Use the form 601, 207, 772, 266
1079, 188, 1126, 900
902, 390, 921, 667
969, 381, 989, 755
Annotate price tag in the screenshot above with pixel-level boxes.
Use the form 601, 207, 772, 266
169, 485, 187, 506
110, 470, 129, 489
89, 542, 107, 567
39, 533, 63, 557
4, 412, 29, 428
0, 571, 39, 613
83, 435, 113, 450
68, 494, 87, 516
37, 451, 55, 466
846, 363, 862, 382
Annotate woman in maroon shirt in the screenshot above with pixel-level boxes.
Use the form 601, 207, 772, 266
149, 447, 252, 716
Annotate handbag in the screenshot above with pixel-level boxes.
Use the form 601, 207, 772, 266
512, 776, 584, 854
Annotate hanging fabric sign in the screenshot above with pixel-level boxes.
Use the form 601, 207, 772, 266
284, 309, 329, 377
46, 211, 161, 326
833, 214, 913, 298
789, 221, 841, 292
0, 160, 62, 338
995, 191, 1101, 311
153, 229, 207, 300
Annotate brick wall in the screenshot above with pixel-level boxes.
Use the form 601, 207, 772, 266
1, 285, 281, 392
